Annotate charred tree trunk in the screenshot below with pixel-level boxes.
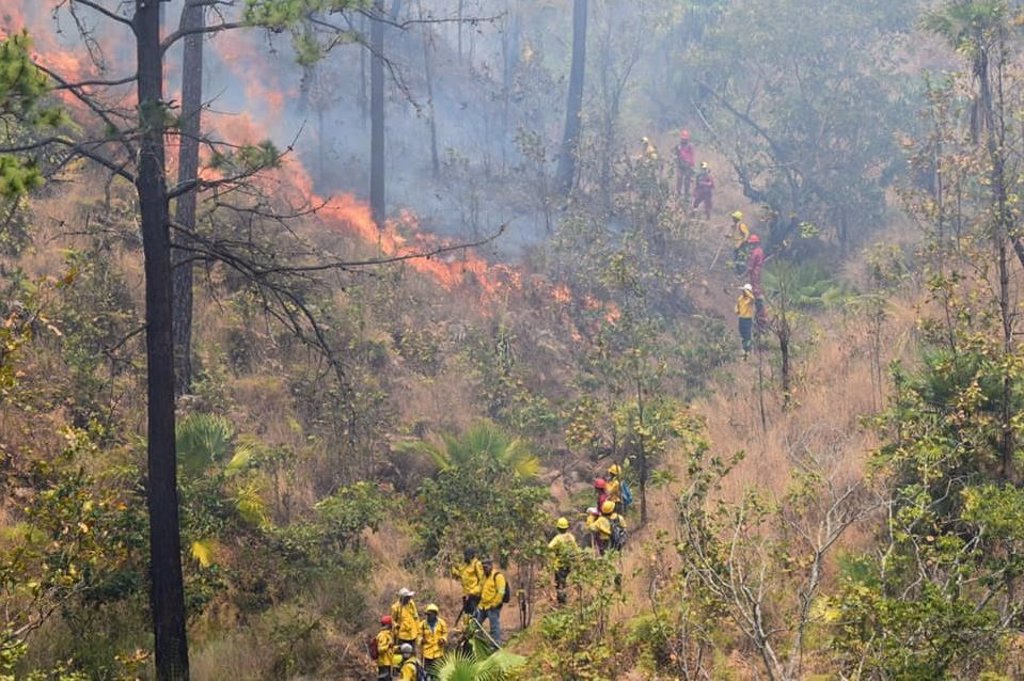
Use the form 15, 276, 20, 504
370, 0, 386, 227
135, 1, 188, 678
555, 0, 587, 196
172, 0, 204, 398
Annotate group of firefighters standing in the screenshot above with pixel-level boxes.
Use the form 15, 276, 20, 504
371, 130, 766, 679
671, 129, 769, 356
370, 463, 631, 679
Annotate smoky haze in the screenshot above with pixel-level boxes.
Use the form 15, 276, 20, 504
4, 0, 931, 259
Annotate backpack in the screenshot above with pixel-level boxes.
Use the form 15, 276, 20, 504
620, 481, 633, 508
610, 517, 627, 551
367, 635, 379, 661
501, 574, 511, 604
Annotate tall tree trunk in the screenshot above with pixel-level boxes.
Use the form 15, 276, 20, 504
636, 375, 648, 525
417, 1, 440, 176
359, 14, 368, 122
135, 1, 188, 678
555, 0, 587, 196
370, 0, 386, 227
172, 0, 204, 398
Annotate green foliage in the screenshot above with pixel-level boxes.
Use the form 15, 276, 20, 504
1, 425, 148, 678
688, 0, 918, 242
0, 31, 65, 200
410, 421, 548, 563
208, 140, 282, 176
763, 262, 852, 311
522, 554, 622, 680
437, 646, 526, 681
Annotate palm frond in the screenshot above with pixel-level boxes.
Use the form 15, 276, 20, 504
176, 413, 234, 478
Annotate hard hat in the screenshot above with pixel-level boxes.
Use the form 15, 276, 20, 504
730, 211, 743, 221
607, 464, 621, 477
680, 129, 690, 140
700, 161, 709, 170
398, 587, 415, 598
587, 506, 599, 516
556, 517, 570, 530
601, 500, 615, 515
641, 136, 650, 144
748, 234, 760, 244
594, 478, 607, 490
742, 284, 753, 293
381, 615, 393, 626
400, 643, 413, 656
425, 603, 439, 614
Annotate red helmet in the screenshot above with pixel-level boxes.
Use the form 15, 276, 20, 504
380, 615, 393, 626
680, 129, 690, 140
594, 478, 607, 490
747, 234, 760, 244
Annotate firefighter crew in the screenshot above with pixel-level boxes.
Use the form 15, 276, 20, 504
454, 547, 485, 617
605, 464, 623, 513
476, 558, 507, 645
375, 615, 395, 681
591, 500, 626, 556
736, 283, 756, 359
548, 517, 579, 604
397, 643, 421, 681
391, 587, 420, 651
675, 129, 696, 198
693, 161, 714, 219
420, 604, 448, 678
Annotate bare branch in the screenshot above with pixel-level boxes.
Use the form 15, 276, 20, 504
161, 21, 247, 53
64, 0, 136, 32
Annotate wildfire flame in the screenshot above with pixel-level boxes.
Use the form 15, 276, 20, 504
3, 2, 622, 327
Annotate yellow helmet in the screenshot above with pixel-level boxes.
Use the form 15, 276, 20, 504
601, 500, 615, 515
556, 517, 570, 530
607, 463, 621, 477
425, 603, 440, 614
730, 211, 743, 221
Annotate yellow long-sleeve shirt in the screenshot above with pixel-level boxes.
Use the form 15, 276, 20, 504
399, 658, 420, 681
455, 558, 485, 596
479, 571, 507, 610
606, 477, 621, 504
420, 617, 448, 660
736, 291, 755, 319
391, 600, 420, 642
733, 221, 750, 248
592, 513, 627, 539
375, 628, 394, 668
548, 531, 578, 569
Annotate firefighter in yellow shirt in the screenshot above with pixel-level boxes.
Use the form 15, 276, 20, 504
476, 558, 507, 645
390, 587, 420, 651
396, 643, 422, 681
547, 517, 578, 604
591, 500, 627, 556
420, 604, 448, 677
736, 283, 756, 359
605, 464, 623, 513
374, 615, 395, 680
453, 547, 485, 617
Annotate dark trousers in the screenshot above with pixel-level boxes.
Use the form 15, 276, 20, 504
739, 317, 753, 352
377, 665, 392, 681
554, 567, 570, 604
462, 594, 480, 615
